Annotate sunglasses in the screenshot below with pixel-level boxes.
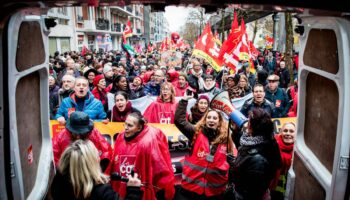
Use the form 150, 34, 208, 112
283, 129, 295, 133
268, 80, 278, 83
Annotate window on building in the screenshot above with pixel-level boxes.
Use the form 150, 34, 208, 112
60, 38, 71, 53
49, 38, 57, 56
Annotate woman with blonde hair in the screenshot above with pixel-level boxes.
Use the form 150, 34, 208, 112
238, 74, 252, 97
174, 92, 235, 200
51, 140, 143, 200
143, 82, 178, 124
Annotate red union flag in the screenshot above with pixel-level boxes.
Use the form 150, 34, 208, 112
265, 35, 274, 49
122, 20, 133, 43
192, 23, 223, 72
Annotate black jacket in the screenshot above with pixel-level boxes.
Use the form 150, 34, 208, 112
231, 139, 282, 200
240, 98, 277, 118
51, 171, 143, 200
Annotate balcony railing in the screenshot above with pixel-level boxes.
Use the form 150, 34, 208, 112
112, 23, 122, 32
95, 18, 110, 30
126, 6, 133, 13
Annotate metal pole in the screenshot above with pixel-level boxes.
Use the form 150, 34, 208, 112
221, 9, 225, 41
272, 12, 280, 51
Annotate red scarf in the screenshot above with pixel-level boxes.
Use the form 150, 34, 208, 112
275, 134, 294, 174
112, 101, 133, 122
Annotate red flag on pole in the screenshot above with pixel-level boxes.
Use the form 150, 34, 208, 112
192, 23, 223, 72
122, 20, 133, 43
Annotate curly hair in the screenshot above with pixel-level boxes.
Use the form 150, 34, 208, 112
192, 110, 234, 153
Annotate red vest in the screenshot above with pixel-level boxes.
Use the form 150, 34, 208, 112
182, 131, 229, 197
110, 125, 175, 200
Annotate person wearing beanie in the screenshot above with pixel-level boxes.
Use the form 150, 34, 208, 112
129, 76, 145, 100
103, 62, 114, 87
188, 94, 210, 124
91, 74, 108, 112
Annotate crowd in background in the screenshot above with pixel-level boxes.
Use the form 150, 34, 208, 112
49, 46, 299, 200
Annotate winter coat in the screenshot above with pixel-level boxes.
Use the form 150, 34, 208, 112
91, 87, 108, 106
55, 92, 107, 120
198, 84, 221, 96
52, 128, 112, 166
110, 125, 175, 200
129, 84, 145, 100
51, 171, 143, 200
49, 85, 60, 119
287, 85, 298, 117
231, 137, 282, 200
143, 81, 161, 96
143, 97, 178, 124
240, 98, 277, 118
111, 102, 140, 122
265, 87, 290, 118
174, 81, 189, 97
277, 68, 291, 89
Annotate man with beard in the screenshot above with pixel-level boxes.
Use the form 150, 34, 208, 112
240, 83, 276, 118
55, 77, 107, 125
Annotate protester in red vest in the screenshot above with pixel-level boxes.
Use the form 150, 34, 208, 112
271, 122, 296, 200
110, 112, 175, 200
52, 111, 112, 172
143, 82, 178, 124
174, 92, 235, 199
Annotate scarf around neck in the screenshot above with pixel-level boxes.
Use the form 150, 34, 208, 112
112, 101, 132, 122
240, 132, 265, 146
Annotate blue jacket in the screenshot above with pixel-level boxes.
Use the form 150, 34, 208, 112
55, 92, 106, 120
143, 81, 161, 96
265, 87, 290, 118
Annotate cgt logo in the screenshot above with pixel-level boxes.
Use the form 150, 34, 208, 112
197, 147, 208, 159
119, 155, 136, 177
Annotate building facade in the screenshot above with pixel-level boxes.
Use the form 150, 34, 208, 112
48, 5, 145, 54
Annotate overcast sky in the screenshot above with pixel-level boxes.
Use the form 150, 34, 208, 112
164, 6, 192, 32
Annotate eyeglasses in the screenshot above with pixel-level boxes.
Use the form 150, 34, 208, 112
283, 129, 295, 133
268, 80, 278, 83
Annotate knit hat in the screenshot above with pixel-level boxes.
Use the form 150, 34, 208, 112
197, 94, 210, 103
133, 76, 143, 85
103, 63, 113, 74
93, 74, 105, 86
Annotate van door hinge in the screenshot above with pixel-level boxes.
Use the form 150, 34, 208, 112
10, 162, 16, 178
339, 156, 349, 170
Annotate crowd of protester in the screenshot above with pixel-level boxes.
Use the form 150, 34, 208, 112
49, 46, 299, 200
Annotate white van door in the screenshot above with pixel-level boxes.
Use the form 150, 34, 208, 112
3, 8, 53, 200
288, 16, 350, 199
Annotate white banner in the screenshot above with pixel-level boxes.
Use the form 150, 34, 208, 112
108, 92, 253, 115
